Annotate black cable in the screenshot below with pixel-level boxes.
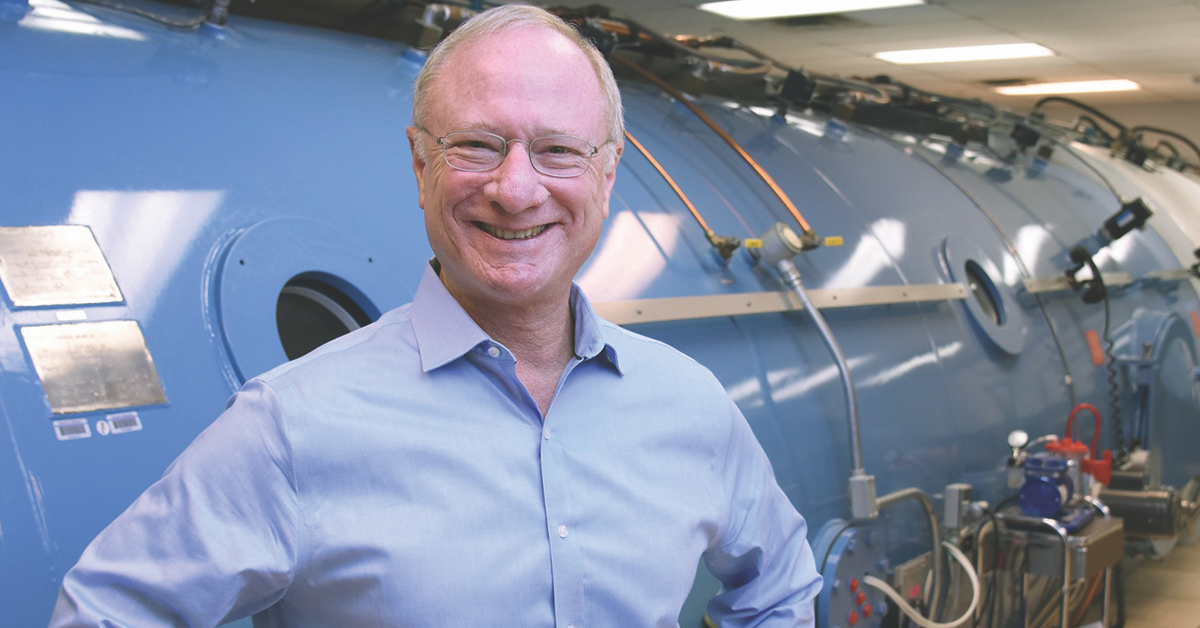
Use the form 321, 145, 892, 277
69, 0, 212, 29
1153, 139, 1181, 158
818, 521, 856, 573
1032, 97, 1128, 139
1101, 283, 1126, 461
865, 75, 1004, 127
1130, 125, 1200, 165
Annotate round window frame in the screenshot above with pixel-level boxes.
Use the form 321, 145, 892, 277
210, 217, 386, 384
941, 236, 1027, 355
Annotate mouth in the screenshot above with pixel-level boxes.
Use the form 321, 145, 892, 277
476, 222, 551, 241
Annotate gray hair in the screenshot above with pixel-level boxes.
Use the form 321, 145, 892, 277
411, 3, 624, 169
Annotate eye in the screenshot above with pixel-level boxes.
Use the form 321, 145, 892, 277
532, 136, 590, 157
460, 139, 496, 150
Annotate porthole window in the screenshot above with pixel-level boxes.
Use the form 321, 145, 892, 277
213, 217, 389, 384
965, 259, 1005, 326
941, 236, 1027, 355
276, 275, 373, 360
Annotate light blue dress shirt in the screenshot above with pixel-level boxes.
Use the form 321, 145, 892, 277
51, 265, 821, 627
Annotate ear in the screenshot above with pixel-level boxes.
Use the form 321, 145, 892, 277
407, 126, 428, 210
599, 141, 623, 219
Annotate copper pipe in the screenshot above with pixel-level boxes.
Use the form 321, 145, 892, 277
612, 55, 817, 242
623, 131, 712, 234
624, 130, 743, 260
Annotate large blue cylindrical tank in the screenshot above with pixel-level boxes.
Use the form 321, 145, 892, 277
3, 2, 1199, 626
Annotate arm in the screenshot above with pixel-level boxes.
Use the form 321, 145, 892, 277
703, 400, 822, 627
49, 381, 299, 628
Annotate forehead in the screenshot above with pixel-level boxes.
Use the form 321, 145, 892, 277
428, 26, 607, 138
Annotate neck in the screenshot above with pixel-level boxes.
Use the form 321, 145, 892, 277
446, 279, 576, 417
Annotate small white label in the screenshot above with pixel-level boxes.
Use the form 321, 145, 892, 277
95, 420, 111, 436
55, 310, 88, 322
53, 418, 92, 441
104, 411, 143, 435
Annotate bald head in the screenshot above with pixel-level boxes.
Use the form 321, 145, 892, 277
410, 4, 623, 166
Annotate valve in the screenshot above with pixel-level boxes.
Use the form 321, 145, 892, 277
1014, 404, 1111, 531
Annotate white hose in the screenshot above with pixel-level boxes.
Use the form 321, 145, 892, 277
863, 541, 980, 628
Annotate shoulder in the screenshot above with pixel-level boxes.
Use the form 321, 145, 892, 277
597, 318, 729, 397
259, 304, 417, 385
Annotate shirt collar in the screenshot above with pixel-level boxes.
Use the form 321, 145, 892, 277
409, 262, 621, 374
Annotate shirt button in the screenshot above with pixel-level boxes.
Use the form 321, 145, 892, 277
557, 525, 568, 538
486, 345, 501, 358
543, 426, 551, 440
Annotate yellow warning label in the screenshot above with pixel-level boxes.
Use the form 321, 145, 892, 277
824, 236, 845, 247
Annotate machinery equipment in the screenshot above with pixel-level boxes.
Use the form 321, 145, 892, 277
4, 1, 1200, 626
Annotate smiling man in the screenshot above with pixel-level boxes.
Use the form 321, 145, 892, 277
50, 5, 820, 627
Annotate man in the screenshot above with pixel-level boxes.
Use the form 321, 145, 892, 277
51, 4, 820, 627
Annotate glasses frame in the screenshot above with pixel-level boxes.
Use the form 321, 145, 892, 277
418, 127, 602, 179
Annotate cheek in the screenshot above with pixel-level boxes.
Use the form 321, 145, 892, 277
423, 171, 475, 219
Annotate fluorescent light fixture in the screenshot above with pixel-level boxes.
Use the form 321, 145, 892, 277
699, 0, 924, 20
995, 79, 1141, 96
874, 43, 1054, 65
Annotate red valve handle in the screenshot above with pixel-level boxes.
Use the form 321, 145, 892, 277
1067, 403, 1101, 458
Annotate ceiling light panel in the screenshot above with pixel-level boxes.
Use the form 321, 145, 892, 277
874, 43, 1054, 64
699, 0, 925, 20
994, 79, 1141, 96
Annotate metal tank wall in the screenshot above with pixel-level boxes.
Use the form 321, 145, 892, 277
2, 2, 1200, 627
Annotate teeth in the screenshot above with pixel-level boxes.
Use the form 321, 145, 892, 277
481, 224, 549, 240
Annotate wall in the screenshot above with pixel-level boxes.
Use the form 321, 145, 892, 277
1104, 102, 1200, 157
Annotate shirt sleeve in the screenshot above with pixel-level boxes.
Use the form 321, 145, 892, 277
702, 398, 823, 627
48, 380, 299, 628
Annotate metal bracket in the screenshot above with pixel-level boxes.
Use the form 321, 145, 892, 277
595, 283, 967, 326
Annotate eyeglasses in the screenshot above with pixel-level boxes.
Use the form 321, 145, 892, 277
421, 128, 601, 178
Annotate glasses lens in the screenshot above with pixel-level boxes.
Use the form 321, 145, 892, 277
529, 136, 594, 177
441, 131, 506, 171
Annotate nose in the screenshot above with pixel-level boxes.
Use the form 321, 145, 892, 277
483, 141, 550, 213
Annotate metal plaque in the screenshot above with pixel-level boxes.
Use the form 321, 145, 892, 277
21, 320, 167, 415
0, 225, 123, 307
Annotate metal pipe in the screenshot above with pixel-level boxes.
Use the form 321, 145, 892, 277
613, 54, 819, 246
775, 258, 860, 472
1040, 517, 1072, 628
877, 487, 945, 618
623, 130, 741, 259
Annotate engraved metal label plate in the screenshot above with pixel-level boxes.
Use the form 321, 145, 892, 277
21, 321, 167, 415
0, 225, 123, 307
